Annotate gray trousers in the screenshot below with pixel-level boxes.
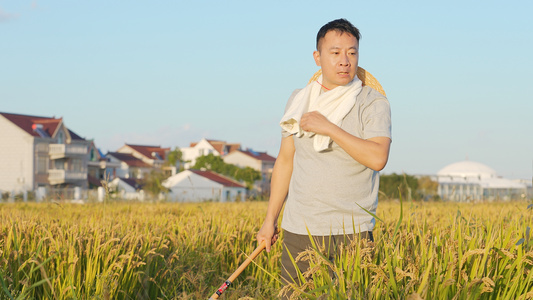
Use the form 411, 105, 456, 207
280, 230, 373, 299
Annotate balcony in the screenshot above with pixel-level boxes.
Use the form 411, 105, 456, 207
48, 169, 87, 185
49, 144, 87, 160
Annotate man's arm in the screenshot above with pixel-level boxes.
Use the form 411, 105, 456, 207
300, 111, 391, 171
256, 135, 295, 252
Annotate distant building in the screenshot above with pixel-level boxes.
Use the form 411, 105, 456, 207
163, 169, 246, 202
87, 141, 121, 188
106, 152, 152, 179
223, 149, 276, 194
437, 160, 529, 201
181, 138, 240, 169
116, 143, 179, 176
108, 177, 145, 201
0, 112, 90, 200
116, 144, 170, 169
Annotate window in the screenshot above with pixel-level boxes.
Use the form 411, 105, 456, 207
37, 157, 48, 174
55, 159, 65, 170
36, 143, 48, 153
226, 190, 231, 202
57, 131, 64, 144
71, 158, 83, 172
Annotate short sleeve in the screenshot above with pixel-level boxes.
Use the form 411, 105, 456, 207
361, 90, 392, 140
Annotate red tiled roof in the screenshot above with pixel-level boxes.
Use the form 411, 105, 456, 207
0, 112, 84, 140
240, 150, 276, 162
107, 152, 152, 168
207, 140, 227, 154
1, 112, 60, 137
189, 139, 240, 155
190, 169, 245, 188
226, 143, 241, 153
125, 144, 169, 160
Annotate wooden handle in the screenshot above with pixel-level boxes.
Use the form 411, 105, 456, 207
208, 241, 267, 299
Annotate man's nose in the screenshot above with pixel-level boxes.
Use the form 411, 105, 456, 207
339, 53, 350, 66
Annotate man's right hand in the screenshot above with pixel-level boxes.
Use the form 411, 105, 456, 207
256, 222, 279, 253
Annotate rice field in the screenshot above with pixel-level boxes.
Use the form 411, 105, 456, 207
1, 199, 532, 299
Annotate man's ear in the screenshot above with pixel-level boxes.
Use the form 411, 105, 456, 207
313, 50, 321, 67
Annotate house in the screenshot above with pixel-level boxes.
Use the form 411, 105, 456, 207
163, 169, 246, 202
106, 152, 153, 180
108, 177, 145, 201
116, 143, 179, 176
181, 138, 240, 169
0, 112, 91, 200
223, 149, 276, 194
87, 141, 121, 188
437, 160, 528, 201
116, 144, 169, 168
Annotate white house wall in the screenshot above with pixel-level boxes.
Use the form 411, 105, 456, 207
164, 171, 223, 202
164, 170, 250, 202
223, 151, 273, 195
106, 156, 129, 179
0, 116, 35, 193
109, 178, 144, 200
220, 187, 246, 202
109, 178, 137, 194
168, 186, 222, 202
117, 145, 156, 166
181, 139, 219, 169
223, 152, 262, 171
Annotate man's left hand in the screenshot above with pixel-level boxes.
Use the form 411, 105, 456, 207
300, 111, 335, 136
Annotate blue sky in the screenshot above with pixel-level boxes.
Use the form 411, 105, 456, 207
1, 1, 532, 179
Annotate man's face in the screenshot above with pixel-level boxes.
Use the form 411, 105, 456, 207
313, 30, 359, 90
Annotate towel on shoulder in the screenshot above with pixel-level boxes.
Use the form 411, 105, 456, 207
280, 75, 362, 152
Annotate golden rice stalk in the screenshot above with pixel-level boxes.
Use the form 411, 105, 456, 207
395, 267, 414, 281
406, 293, 424, 300
481, 277, 495, 294
520, 290, 533, 300
459, 249, 486, 269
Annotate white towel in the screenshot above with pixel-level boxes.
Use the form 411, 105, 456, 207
280, 75, 363, 151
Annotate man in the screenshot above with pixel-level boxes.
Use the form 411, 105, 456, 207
256, 18, 392, 293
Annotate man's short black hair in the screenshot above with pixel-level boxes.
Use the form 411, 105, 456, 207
316, 18, 361, 51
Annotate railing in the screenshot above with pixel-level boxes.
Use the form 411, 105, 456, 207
49, 144, 87, 159
48, 169, 87, 184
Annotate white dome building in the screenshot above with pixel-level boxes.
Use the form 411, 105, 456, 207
437, 160, 527, 201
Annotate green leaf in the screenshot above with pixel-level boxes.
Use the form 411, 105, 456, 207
354, 202, 383, 223
0, 271, 15, 300
392, 188, 404, 239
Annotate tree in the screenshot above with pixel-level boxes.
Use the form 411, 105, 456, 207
193, 154, 225, 171
234, 166, 262, 190
417, 176, 439, 200
143, 170, 169, 199
167, 148, 183, 169
379, 173, 419, 200
193, 154, 262, 190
